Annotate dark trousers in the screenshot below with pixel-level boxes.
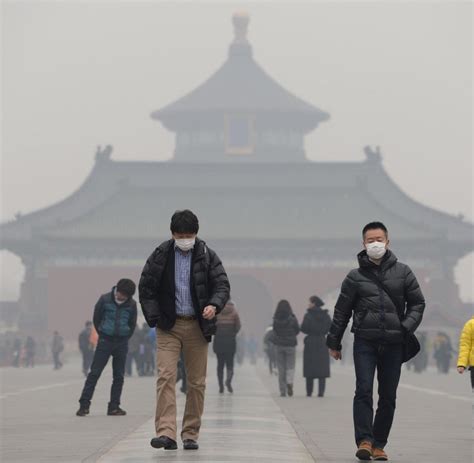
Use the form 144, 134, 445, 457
79, 336, 128, 409
353, 336, 403, 449
470, 367, 474, 389
81, 349, 94, 376
306, 377, 326, 397
216, 352, 235, 388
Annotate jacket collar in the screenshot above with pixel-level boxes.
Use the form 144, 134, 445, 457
357, 248, 398, 271
160, 237, 207, 262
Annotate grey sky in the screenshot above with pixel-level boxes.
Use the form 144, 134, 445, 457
1, 1, 472, 300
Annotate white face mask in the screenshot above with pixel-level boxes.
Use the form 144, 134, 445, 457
175, 238, 195, 252
366, 241, 387, 260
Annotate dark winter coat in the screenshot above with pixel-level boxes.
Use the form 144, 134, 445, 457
326, 250, 425, 351
139, 238, 231, 342
93, 288, 138, 338
272, 314, 300, 347
301, 307, 332, 378
213, 305, 241, 354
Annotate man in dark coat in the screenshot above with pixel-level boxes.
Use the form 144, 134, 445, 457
139, 210, 230, 451
76, 278, 137, 417
301, 295, 331, 397
326, 222, 425, 461
78, 321, 94, 376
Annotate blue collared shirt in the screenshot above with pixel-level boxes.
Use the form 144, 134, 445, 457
174, 246, 195, 316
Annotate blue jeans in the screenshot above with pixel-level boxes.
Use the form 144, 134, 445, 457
353, 336, 403, 449
79, 336, 128, 409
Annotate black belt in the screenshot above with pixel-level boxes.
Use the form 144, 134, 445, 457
176, 314, 196, 321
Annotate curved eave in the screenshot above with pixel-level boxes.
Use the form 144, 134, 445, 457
0, 159, 120, 251
366, 161, 474, 248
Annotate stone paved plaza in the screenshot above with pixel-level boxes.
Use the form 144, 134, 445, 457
1, 354, 472, 462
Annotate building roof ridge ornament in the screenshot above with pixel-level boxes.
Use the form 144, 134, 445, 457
229, 11, 252, 58
364, 145, 382, 163
95, 144, 113, 163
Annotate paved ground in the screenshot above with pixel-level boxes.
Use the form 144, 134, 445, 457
1, 353, 472, 462
261, 353, 473, 463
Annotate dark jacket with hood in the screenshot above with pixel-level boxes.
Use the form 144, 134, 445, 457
301, 307, 332, 378
273, 314, 300, 347
326, 249, 425, 350
139, 238, 231, 342
93, 288, 137, 339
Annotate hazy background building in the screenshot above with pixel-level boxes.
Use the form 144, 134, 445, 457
1, 2, 472, 340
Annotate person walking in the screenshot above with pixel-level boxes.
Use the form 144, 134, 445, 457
263, 325, 277, 375
301, 295, 332, 397
24, 336, 36, 368
12, 337, 21, 367
434, 332, 454, 374
125, 327, 141, 377
213, 300, 241, 393
457, 316, 474, 391
52, 331, 64, 370
76, 278, 137, 417
78, 321, 94, 376
139, 209, 230, 451
272, 300, 300, 397
326, 221, 425, 461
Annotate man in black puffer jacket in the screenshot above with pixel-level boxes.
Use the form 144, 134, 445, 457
326, 222, 425, 461
139, 210, 230, 452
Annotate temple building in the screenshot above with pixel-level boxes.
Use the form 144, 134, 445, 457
1, 13, 472, 339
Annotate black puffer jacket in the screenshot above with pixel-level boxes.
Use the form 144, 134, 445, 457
273, 314, 300, 347
326, 249, 425, 350
139, 238, 230, 342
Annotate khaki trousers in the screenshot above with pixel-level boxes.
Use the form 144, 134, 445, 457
155, 319, 208, 441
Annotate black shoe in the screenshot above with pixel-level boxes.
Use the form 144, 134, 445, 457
183, 439, 199, 450
150, 436, 178, 450
280, 392, 286, 397
225, 380, 233, 394
76, 407, 89, 417
107, 407, 126, 416
219, 385, 224, 394
287, 384, 293, 397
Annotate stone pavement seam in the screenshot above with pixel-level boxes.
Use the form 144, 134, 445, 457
257, 369, 326, 462
82, 413, 154, 463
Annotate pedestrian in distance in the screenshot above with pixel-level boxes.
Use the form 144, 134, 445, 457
263, 325, 277, 375
78, 321, 94, 376
272, 300, 300, 397
301, 295, 331, 397
24, 336, 36, 368
213, 300, 241, 393
52, 331, 64, 370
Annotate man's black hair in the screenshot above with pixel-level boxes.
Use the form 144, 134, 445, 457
116, 278, 136, 297
362, 221, 388, 238
170, 209, 199, 235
